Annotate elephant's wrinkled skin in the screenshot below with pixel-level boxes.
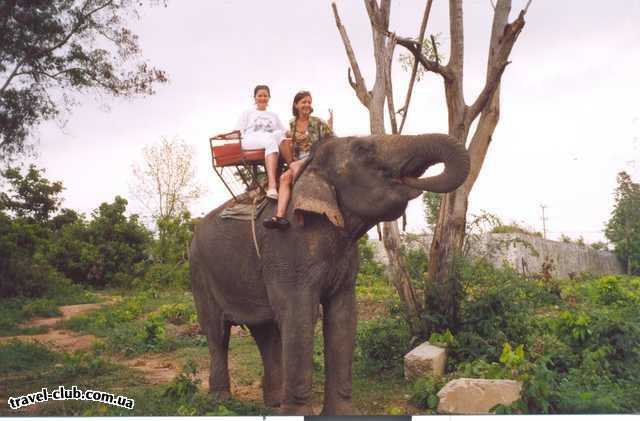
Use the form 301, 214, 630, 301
190, 134, 470, 415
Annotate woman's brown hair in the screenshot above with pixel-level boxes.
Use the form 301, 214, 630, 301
292, 90, 312, 117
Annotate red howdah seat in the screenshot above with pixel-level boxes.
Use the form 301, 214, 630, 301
209, 133, 268, 200
211, 141, 265, 167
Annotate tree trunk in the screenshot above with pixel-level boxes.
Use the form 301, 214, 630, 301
425, 0, 524, 333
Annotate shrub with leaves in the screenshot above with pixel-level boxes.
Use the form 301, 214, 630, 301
163, 359, 201, 402
356, 315, 412, 373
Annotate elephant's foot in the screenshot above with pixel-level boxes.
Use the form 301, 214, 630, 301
278, 403, 314, 415
263, 391, 282, 409
321, 400, 358, 415
211, 389, 231, 402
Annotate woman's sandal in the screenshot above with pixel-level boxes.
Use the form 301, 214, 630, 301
262, 216, 290, 230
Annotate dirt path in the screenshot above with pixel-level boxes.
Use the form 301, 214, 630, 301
0, 301, 114, 351
2, 299, 266, 403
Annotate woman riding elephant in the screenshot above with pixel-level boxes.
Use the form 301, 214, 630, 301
225, 84, 286, 200
263, 90, 333, 229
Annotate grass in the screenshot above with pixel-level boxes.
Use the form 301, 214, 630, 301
0, 341, 57, 374
0, 283, 96, 337
1, 279, 450, 416
61, 289, 203, 356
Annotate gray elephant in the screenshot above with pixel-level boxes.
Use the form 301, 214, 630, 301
189, 133, 470, 415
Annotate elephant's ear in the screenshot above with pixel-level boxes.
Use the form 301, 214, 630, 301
293, 169, 344, 228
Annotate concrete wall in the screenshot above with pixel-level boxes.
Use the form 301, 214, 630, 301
371, 233, 625, 278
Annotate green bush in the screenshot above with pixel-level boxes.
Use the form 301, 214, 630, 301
356, 316, 412, 373
55, 351, 113, 378
140, 262, 190, 289
157, 303, 195, 325
356, 235, 386, 286
426, 257, 640, 414
21, 298, 61, 318
408, 376, 445, 410
163, 359, 201, 402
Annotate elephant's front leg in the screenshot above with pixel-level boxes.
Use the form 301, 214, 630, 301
321, 285, 357, 415
276, 292, 317, 415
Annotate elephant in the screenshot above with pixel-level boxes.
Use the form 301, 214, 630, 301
189, 133, 470, 415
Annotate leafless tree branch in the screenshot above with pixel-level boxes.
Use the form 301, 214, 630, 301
332, 2, 371, 107
398, 0, 433, 134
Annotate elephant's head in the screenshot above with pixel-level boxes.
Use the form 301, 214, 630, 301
292, 134, 470, 232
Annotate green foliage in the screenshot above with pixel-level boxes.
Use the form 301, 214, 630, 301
55, 351, 113, 378
428, 329, 454, 347
398, 34, 445, 82
50, 207, 150, 286
157, 303, 196, 325
442, 258, 640, 413
0, 340, 56, 374
152, 212, 193, 264
605, 171, 640, 275
0, 277, 92, 336
491, 223, 542, 237
21, 298, 62, 318
83, 196, 151, 288
408, 376, 445, 410
163, 359, 201, 402
0, 165, 63, 222
140, 262, 190, 289
356, 315, 412, 374
591, 241, 609, 251
0, 166, 151, 297
48, 195, 151, 289
422, 191, 441, 231
63, 290, 198, 356
356, 235, 386, 286
0, 165, 67, 297
0, 0, 168, 157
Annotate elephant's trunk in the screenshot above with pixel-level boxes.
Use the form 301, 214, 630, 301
396, 134, 470, 193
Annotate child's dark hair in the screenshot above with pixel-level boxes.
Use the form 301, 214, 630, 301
292, 90, 312, 117
254, 85, 270, 97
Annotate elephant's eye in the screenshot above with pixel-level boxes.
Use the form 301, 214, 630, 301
350, 139, 376, 158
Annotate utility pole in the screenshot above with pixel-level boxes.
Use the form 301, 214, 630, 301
540, 204, 548, 239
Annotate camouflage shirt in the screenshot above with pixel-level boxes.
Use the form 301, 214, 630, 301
289, 116, 333, 160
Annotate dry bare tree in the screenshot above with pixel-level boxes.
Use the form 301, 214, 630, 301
130, 136, 205, 222
393, 0, 531, 331
332, 0, 425, 334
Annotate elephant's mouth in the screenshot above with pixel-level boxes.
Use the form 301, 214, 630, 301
391, 158, 440, 193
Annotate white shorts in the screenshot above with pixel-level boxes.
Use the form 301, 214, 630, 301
242, 131, 283, 156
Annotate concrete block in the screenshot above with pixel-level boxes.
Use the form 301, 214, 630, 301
404, 341, 447, 380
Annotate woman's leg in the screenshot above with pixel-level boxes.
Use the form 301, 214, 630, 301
265, 152, 278, 192
276, 159, 305, 218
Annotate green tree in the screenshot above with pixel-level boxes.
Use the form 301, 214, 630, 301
0, 165, 63, 222
152, 211, 193, 265
0, 165, 65, 296
605, 172, 640, 275
84, 196, 151, 287
0, 0, 168, 157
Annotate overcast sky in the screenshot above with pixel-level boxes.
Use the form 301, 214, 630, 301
29, 0, 640, 243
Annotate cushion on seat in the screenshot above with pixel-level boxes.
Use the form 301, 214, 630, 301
212, 142, 265, 167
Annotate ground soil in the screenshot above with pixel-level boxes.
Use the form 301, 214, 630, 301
2, 298, 267, 401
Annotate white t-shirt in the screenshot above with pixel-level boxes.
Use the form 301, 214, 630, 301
235, 109, 285, 139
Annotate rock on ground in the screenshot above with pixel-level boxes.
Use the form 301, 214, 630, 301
437, 378, 522, 414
